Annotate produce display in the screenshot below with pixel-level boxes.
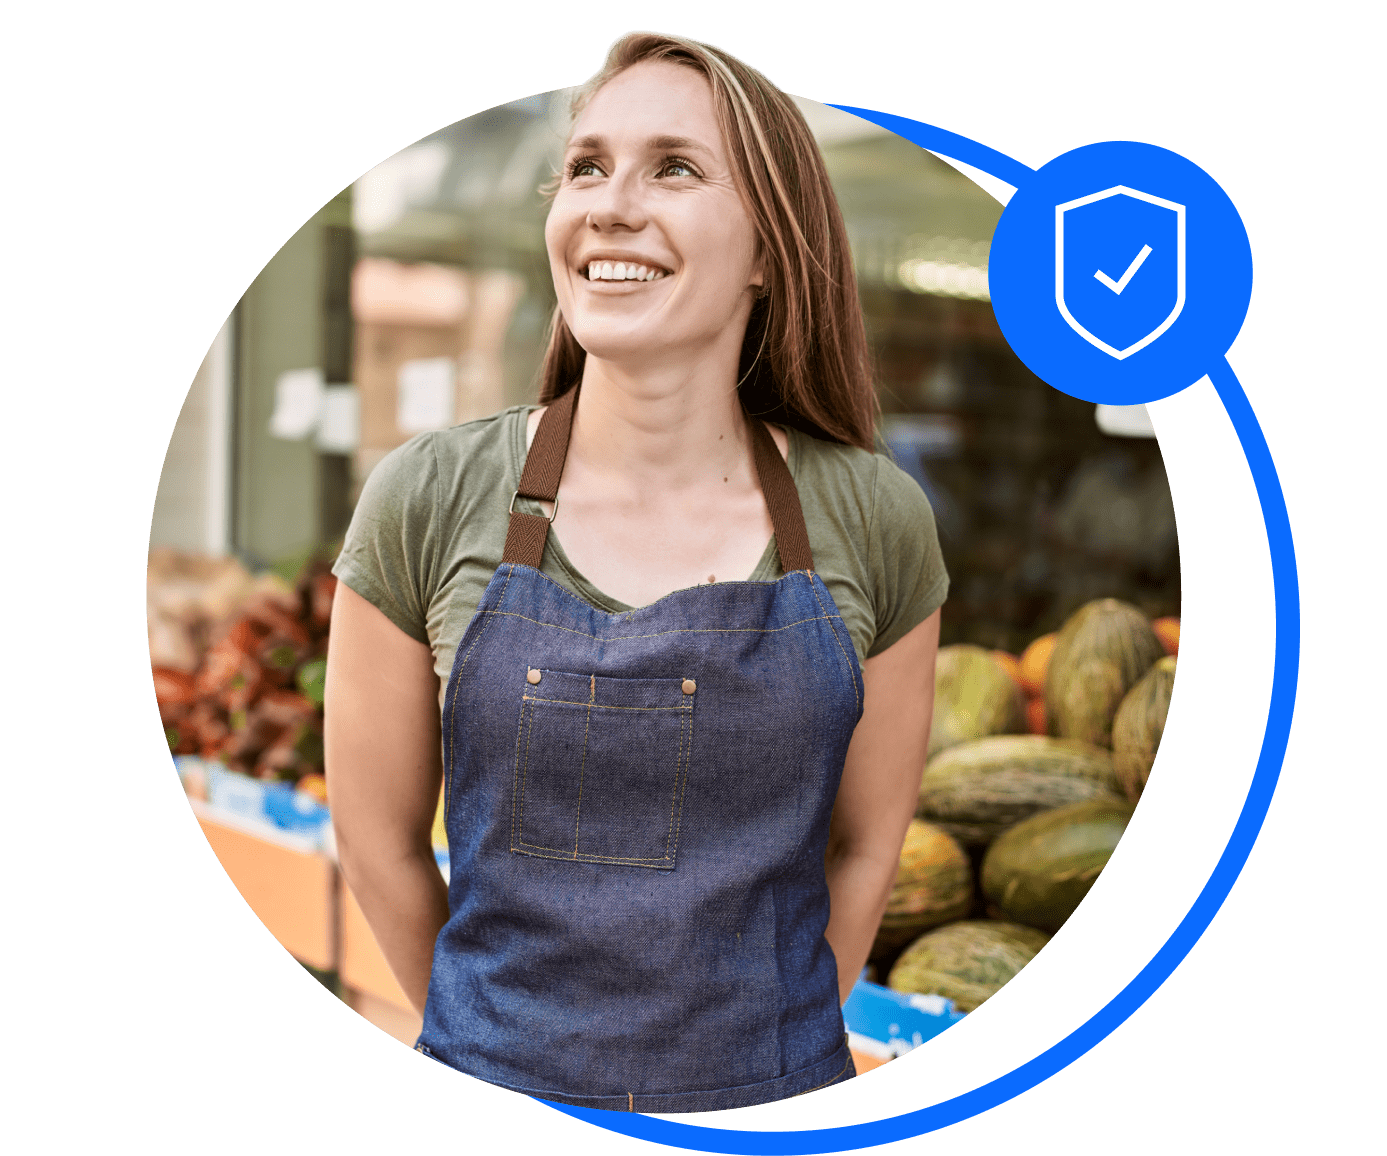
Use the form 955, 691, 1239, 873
887, 921, 1050, 1012
878, 600, 1177, 1027
1113, 655, 1177, 802
917, 735, 1119, 848
873, 819, 974, 953
980, 796, 1133, 933
1044, 599, 1166, 747
150, 549, 336, 797
927, 644, 1027, 757
1151, 616, 1180, 657
1017, 634, 1056, 697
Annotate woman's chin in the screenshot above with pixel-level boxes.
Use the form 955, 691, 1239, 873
570, 326, 683, 370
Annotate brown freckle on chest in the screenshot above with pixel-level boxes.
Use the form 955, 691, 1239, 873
723, 476, 728, 483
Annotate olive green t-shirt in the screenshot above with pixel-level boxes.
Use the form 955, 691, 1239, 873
333, 406, 948, 709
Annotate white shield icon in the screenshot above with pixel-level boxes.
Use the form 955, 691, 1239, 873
1054, 185, 1187, 360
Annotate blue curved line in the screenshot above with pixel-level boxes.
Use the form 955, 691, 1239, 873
543, 357, 1300, 1152
533, 109, 1297, 1153
538, 358, 1287, 1143
826, 106, 1036, 190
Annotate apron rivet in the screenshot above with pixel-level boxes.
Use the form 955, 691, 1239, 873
681, 679, 696, 695
527, 668, 542, 685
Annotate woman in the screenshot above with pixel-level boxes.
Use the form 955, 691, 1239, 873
326, 32, 946, 1112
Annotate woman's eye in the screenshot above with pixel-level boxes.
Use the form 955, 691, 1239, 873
660, 158, 698, 178
567, 159, 602, 179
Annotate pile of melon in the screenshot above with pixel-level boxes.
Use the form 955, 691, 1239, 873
869, 599, 1178, 1016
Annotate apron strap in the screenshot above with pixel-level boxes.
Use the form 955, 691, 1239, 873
502, 385, 815, 573
748, 415, 814, 573
501, 385, 577, 568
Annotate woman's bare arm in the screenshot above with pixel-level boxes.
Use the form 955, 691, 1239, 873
325, 582, 450, 1014
823, 610, 940, 1005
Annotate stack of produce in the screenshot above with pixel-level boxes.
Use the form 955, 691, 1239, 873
1112, 656, 1177, 803
1043, 599, 1165, 747
927, 645, 1027, 758
874, 819, 974, 954
875, 598, 1178, 1017
151, 551, 337, 798
887, 921, 1049, 1012
917, 735, 1120, 848
980, 796, 1134, 932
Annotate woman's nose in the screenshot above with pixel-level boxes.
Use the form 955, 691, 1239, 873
586, 170, 648, 233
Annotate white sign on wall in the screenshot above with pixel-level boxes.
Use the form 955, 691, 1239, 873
268, 367, 325, 440
397, 356, 457, 433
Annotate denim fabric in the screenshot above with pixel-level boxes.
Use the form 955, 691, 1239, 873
418, 563, 864, 1112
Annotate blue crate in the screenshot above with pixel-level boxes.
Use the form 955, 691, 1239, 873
200, 762, 331, 840
843, 975, 965, 1060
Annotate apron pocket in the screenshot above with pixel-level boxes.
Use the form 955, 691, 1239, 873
510, 670, 694, 869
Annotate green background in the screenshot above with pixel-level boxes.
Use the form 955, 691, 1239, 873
13, 0, 1375, 1149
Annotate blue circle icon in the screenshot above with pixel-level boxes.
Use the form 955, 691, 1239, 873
988, 141, 1253, 404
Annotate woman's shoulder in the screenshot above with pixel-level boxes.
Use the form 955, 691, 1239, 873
790, 426, 933, 524
361, 406, 531, 508
421, 404, 532, 476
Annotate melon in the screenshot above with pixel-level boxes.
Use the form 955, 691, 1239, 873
887, 920, 1050, 1012
872, 820, 973, 955
1018, 633, 1056, 696
981, 796, 1133, 933
1045, 600, 1165, 747
1112, 656, 1176, 802
917, 735, 1121, 848
929, 645, 1027, 758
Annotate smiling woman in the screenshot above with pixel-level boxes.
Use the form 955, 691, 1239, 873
325, 32, 948, 1113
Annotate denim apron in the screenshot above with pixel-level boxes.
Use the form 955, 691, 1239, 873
416, 386, 864, 1112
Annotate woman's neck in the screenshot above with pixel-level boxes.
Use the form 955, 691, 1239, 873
566, 348, 754, 495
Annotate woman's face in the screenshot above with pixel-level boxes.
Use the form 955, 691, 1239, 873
545, 60, 763, 372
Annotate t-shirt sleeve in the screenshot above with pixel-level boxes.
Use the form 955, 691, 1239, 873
866, 456, 949, 658
331, 434, 440, 644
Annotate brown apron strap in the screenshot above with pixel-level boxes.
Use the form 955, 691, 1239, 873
501, 384, 814, 574
748, 417, 814, 573
501, 385, 577, 568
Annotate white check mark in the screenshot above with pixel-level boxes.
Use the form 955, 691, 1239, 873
1094, 244, 1153, 294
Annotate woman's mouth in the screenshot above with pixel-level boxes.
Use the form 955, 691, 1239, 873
584, 261, 669, 282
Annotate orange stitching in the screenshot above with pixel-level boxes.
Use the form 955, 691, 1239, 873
513, 692, 538, 850
476, 609, 843, 641
792, 1050, 853, 1096
662, 699, 687, 857
806, 575, 861, 713
571, 687, 594, 858
515, 698, 686, 712
509, 697, 529, 849
448, 565, 514, 828
512, 843, 674, 864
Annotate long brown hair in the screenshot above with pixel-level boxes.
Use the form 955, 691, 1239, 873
538, 32, 877, 451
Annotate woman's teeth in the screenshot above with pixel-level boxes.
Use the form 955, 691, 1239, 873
586, 261, 666, 282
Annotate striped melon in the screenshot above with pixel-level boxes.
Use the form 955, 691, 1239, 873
872, 820, 973, 955
981, 796, 1133, 933
888, 920, 1050, 1012
1113, 656, 1176, 802
1045, 599, 1165, 747
917, 735, 1121, 847
929, 645, 1027, 758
